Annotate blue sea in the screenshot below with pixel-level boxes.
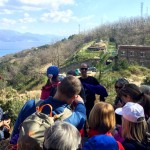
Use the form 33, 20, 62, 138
0, 41, 51, 57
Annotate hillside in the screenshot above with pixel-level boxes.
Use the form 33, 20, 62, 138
1, 16, 150, 93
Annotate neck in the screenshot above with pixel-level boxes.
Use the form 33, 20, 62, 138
54, 92, 70, 104
82, 74, 88, 79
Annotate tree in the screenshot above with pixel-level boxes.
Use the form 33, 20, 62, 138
96, 52, 113, 82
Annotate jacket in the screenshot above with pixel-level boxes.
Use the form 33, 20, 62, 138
82, 134, 124, 150
11, 96, 86, 142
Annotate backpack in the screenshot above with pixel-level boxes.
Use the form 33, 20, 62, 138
19, 103, 72, 148
40, 82, 60, 100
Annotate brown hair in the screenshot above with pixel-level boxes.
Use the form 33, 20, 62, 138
88, 102, 115, 133
119, 83, 150, 117
58, 75, 81, 99
122, 118, 148, 142
17, 135, 42, 150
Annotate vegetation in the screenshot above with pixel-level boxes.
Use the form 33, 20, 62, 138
1, 16, 150, 123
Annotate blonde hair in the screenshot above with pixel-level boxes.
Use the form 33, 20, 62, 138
122, 118, 148, 142
89, 102, 115, 133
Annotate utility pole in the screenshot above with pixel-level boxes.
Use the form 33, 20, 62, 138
141, 2, 143, 17
78, 24, 80, 34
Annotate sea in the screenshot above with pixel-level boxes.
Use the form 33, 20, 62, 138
0, 41, 51, 57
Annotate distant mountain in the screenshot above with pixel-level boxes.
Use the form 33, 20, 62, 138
0, 29, 66, 57
0, 29, 64, 42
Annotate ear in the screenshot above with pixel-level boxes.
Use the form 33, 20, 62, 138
69, 95, 76, 104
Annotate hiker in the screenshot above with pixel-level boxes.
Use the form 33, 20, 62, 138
40, 65, 60, 100
67, 70, 86, 103
82, 102, 124, 150
0, 108, 11, 141
118, 83, 150, 120
79, 63, 108, 119
11, 75, 86, 144
114, 78, 129, 109
114, 78, 129, 125
115, 102, 150, 150
17, 135, 42, 150
43, 121, 81, 150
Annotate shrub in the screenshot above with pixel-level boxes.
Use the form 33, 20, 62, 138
0, 87, 30, 124
128, 65, 141, 75
143, 75, 150, 85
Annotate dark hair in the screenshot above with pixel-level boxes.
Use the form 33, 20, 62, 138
119, 83, 150, 117
115, 78, 129, 87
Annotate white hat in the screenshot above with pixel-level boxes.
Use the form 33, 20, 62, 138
115, 102, 145, 123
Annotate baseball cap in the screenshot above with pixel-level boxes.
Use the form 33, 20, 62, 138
115, 102, 145, 123
46, 66, 59, 78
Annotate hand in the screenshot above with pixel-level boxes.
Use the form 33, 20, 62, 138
3, 119, 11, 129
74, 95, 84, 104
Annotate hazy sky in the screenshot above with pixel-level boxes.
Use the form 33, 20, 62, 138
0, 0, 149, 36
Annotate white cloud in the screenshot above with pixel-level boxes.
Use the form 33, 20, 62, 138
0, 0, 8, 6
0, 9, 14, 14
41, 9, 73, 23
1, 18, 16, 26
19, 16, 36, 23
20, 25, 28, 30
24, 12, 30, 17
19, 0, 75, 10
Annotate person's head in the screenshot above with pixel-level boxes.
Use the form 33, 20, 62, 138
67, 70, 77, 76
115, 78, 129, 94
56, 75, 81, 103
140, 85, 150, 96
115, 102, 148, 142
43, 122, 81, 150
89, 102, 116, 134
46, 65, 59, 82
80, 63, 88, 78
118, 83, 150, 117
118, 83, 142, 103
17, 135, 42, 150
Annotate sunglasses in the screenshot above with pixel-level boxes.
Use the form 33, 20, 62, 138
115, 86, 122, 89
80, 68, 88, 71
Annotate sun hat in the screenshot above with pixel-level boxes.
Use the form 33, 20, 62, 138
46, 66, 59, 78
115, 102, 145, 123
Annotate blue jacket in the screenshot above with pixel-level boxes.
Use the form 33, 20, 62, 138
82, 135, 119, 150
11, 96, 86, 139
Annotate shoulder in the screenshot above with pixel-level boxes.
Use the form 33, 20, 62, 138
123, 139, 146, 150
83, 135, 118, 150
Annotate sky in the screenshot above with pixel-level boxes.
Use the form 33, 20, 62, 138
0, 0, 150, 36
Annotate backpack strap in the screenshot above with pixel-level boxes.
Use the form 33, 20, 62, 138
34, 99, 72, 120
35, 99, 45, 107
36, 104, 53, 117
117, 141, 125, 150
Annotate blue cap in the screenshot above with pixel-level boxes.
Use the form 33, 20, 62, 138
46, 66, 59, 77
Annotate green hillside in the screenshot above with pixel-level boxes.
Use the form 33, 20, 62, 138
1, 16, 150, 123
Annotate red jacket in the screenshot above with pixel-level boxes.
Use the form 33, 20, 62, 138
40, 82, 60, 100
